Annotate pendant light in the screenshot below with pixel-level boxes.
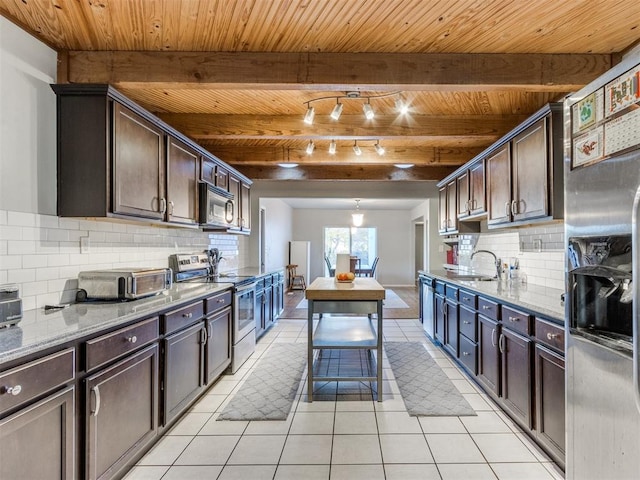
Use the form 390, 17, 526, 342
352, 199, 364, 227
328, 139, 337, 155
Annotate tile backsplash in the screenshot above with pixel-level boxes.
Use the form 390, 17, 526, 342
456, 223, 565, 290
0, 210, 248, 311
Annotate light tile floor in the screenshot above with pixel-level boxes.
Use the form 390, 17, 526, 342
124, 318, 565, 480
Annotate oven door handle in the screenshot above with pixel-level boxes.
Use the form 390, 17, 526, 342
632, 184, 640, 414
235, 282, 257, 295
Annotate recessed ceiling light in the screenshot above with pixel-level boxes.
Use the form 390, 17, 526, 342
394, 163, 414, 169
278, 163, 299, 168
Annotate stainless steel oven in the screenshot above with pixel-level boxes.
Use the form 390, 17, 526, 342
232, 280, 257, 373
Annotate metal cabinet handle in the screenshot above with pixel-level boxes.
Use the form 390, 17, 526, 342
201, 327, 208, 346
511, 199, 518, 216
505, 201, 511, 217
463, 320, 471, 324
482, 305, 491, 310
183, 312, 193, 318
91, 386, 101, 416
499, 333, 505, 354
169, 201, 175, 215
491, 328, 497, 347
508, 316, 518, 322
1, 385, 22, 396
443, 302, 448, 319
160, 197, 167, 214
462, 351, 470, 356
127, 335, 137, 343
546, 332, 559, 340
217, 299, 225, 303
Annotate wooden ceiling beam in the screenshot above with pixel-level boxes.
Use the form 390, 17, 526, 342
230, 164, 456, 181
207, 146, 480, 166
63, 51, 611, 91
160, 113, 526, 141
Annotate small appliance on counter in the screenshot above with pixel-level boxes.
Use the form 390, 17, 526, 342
76, 268, 173, 302
0, 283, 22, 328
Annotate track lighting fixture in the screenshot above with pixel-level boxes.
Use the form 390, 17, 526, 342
329, 140, 337, 155
362, 101, 375, 120
330, 101, 343, 120
306, 140, 315, 154
353, 141, 362, 156
303, 105, 315, 125
374, 141, 385, 156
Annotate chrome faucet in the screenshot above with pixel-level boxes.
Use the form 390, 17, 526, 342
470, 249, 502, 279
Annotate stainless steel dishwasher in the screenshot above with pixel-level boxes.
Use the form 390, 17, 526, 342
419, 274, 436, 341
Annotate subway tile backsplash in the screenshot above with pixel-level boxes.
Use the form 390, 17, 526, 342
0, 210, 248, 311
456, 223, 565, 291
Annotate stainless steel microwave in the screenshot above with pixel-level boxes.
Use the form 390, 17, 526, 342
199, 183, 234, 228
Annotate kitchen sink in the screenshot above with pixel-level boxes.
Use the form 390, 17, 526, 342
449, 274, 496, 282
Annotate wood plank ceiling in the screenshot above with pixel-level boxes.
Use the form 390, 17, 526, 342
1, 0, 638, 181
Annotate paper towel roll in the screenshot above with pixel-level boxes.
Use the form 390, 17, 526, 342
336, 254, 350, 275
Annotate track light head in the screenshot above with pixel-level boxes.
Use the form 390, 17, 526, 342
395, 97, 409, 115
306, 140, 315, 154
362, 102, 375, 120
330, 102, 343, 120
374, 141, 385, 156
303, 106, 315, 125
353, 141, 362, 156
329, 140, 337, 155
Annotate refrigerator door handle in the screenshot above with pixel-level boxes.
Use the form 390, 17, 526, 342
632, 185, 640, 413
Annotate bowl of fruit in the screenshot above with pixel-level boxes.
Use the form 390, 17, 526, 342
335, 272, 356, 283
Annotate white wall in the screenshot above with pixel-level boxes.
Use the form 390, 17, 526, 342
258, 198, 292, 271
410, 198, 444, 272
292, 208, 414, 286
0, 18, 248, 311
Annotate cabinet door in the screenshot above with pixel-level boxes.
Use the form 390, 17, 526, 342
228, 175, 241, 229
167, 136, 199, 225
206, 307, 232, 383
113, 103, 165, 220
535, 344, 565, 466
434, 293, 445, 344
86, 344, 158, 480
501, 327, 533, 429
0, 386, 75, 480
438, 186, 448, 233
240, 182, 251, 231
215, 164, 229, 191
272, 281, 281, 320
265, 285, 273, 327
469, 159, 486, 215
477, 315, 500, 395
446, 180, 457, 232
486, 143, 512, 226
456, 170, 470, 218
163, 322, 205, 423
255, 289, 265, 337
444, 298, 459, 357
512, 118, 548, 222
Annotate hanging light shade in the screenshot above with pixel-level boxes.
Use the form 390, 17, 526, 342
330, 101, 343, 120
303, 105, 315, 125
352, 199, 364, 227
328, 140, 337, 154
353, 141, 362, 156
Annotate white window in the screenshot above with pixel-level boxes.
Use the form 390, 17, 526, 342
323, 227, 377, 273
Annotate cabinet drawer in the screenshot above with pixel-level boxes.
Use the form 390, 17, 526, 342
0, 348, 75, 415
478, 297, 500, 320
86, 317, 159, 372
205, 290, 232, 315
435, 281, 446, 295
459, 305, 477, 342
459, 290, 477, 309
502, 305, 532, 336
163, 301, 204, 334
535, 317, 565, 353
459, 335, 477, 374
445, 284, 458, 301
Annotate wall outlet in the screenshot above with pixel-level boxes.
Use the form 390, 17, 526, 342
80, 236, 90, 253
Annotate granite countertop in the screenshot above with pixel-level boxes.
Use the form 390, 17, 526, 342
420, 269, 565, 323
0, 282, 233, 366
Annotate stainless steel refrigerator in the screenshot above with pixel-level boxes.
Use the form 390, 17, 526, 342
564, 55, 640, 479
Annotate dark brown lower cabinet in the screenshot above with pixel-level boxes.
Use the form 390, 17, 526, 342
163, 322, 206, 424
477, 315, 500, 395
205, 307, 232, 383
501, 327, 533, 429
443, 298, 459, 357
85, 344, 158, 480
0, 386, 75, 480
535, 344, 565, 467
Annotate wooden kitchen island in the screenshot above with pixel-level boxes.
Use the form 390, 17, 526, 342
305, 277, 386, 401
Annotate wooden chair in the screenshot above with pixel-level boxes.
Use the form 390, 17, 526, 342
286, 264, 306, 290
